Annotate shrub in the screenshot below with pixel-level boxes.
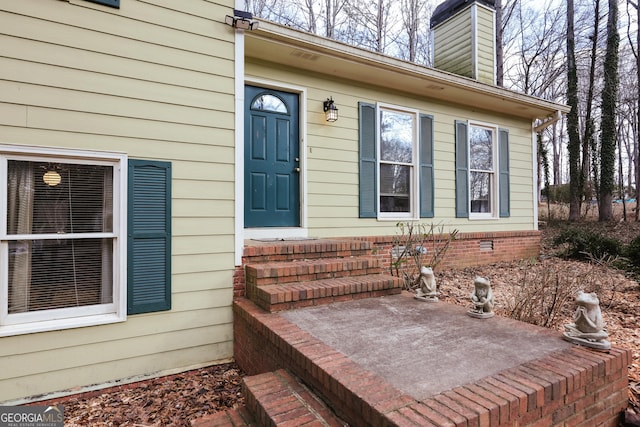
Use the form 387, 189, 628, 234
553, 227, 623, 260
504, 261, 579, 328
625, 235, 640, 269
503, 258, 620, 328
391, 222, 458, 290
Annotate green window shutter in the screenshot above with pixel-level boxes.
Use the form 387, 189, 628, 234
455, 120, 469, 218
86, 0, 120, 8
419, 114, 435, 218
359, 102, 377, 218
498, 128, 510, 217
128, 159, 172, 315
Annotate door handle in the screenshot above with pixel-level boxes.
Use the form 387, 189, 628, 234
294, 167, 301, 173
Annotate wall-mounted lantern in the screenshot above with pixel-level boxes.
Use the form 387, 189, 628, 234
323, 97, 338, 122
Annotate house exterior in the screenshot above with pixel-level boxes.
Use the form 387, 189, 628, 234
0, 0, 568, 403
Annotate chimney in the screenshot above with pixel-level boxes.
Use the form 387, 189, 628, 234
430, 0, 496, 85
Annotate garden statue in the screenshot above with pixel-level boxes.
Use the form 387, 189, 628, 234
414, 266, 438, 302
562, 291, 611, 350
467, 276, 494, 318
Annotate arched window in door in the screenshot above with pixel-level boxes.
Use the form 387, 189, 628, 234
251, 94, 288, 114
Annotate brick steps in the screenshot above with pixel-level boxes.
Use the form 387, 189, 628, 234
244, 369, 346, 427
249, 274, 402, 312
243, 239, 400, 312
245, 257, 384, 286
190, 369, 347, 427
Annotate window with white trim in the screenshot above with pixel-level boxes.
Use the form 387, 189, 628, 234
358, 102, 434, 220
378, 106, 419, 218
1, 147, 126, 336
469, 123, 498, 218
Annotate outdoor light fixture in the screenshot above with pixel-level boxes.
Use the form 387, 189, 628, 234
323, 97, 338, 122
43, 169, 62, 187
224, 9, 259, 30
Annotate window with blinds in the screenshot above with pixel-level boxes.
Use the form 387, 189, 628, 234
6, 161, 114, 314
1, 148, 126, 335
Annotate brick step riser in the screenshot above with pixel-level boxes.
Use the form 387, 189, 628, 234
252, 288, 402, 313
247, 275, 403, 312
243, 251, 374, 265
242, 370, 346, 427
246, 257, 385, 284
242, 241, 375, 264
246, 266, 385, 287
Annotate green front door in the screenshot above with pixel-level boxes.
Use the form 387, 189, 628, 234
244, 86, 300, 228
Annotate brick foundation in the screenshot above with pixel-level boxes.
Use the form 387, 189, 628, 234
356, 230, 541, 272
235, 231, 541, 296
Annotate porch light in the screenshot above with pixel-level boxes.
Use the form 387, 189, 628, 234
43, 169, 61, 187
323, 97, 338, 122
224, 9, 259, 30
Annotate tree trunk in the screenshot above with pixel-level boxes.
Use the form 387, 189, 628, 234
566, 0, 582, 221
582, 0, 600, 208
326, 0, 333, 38
376, 0, 384, 53
619, 122, 626, 221
636, 0, 640, 221
598, 0, 619, 221
495, 0, 504, 86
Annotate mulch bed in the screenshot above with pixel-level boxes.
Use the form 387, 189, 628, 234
40, 363, 245, 426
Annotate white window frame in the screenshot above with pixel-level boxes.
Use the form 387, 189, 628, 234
0, 144, 127, 336
468, 121, 498, 219
377, 103, 420, 220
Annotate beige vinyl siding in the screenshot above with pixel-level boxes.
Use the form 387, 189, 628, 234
0, 0, 236, 403
476, 5, 496, 84
246, 59, 536, 237
433, 8, 474, 79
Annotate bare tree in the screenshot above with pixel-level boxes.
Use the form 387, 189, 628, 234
339, 0, 395, 53
617, 44, 638, 206
579, 0, 602, 212
496, 0, 518, 87
514, 6, 565, 96
324, 0, 346, 38
302, 0, 319, 34
401, 0, 420, 62
395, 0, 435, 65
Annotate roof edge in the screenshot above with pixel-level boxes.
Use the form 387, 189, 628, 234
245, 20, 569, 120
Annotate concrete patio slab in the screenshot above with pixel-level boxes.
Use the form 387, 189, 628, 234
281, 292, 573, 401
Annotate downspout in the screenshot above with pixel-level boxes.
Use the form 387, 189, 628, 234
531, 110, 563, 231
234, 0, 245, 266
